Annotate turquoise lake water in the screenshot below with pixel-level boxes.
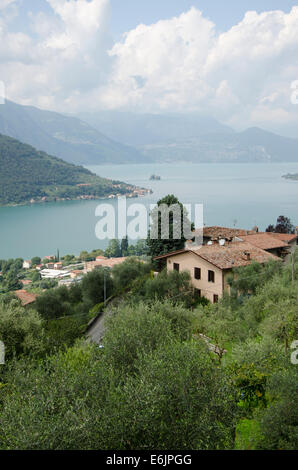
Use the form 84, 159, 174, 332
0, 162, 297, 260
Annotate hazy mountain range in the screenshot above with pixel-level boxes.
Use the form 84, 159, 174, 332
0, 101, 149, 166
0, 100, 297, 165
79, 111, 298, 163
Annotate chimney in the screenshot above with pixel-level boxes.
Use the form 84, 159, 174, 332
243, 251, 251, 261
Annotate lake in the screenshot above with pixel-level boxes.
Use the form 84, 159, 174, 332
0, 162, 297, 260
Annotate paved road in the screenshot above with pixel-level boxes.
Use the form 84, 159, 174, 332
86, 297, 123, 345
86, 312, 105, 344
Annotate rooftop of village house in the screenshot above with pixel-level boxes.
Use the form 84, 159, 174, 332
198, 226, 257, 240
155, 240, 280, 270
239, 233, 289, 250
85, 257, 129, 269
13, 290, 37, 307
262, 232, 298, 243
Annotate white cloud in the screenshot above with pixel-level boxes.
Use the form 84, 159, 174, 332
0, 0, 17, 9
102, 6, 298, 131
0, 2, 298, 133
0, 0, 112, 110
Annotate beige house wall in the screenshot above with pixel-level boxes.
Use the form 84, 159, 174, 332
166, 251, 226, 303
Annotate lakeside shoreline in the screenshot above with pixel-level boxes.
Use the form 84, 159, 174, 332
0, 187, 153, 208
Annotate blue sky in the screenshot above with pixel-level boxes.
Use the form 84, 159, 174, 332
8, 0, 298, 37
110, 0, 298, 36
1, 0, 298, 136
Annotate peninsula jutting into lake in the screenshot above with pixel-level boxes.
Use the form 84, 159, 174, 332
0, 133, 150, 207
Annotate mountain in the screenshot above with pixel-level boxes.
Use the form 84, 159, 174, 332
0, 101, 150, 165
0, 133, 141, 206
78, 111, 298, 163
78, 111, 234, 146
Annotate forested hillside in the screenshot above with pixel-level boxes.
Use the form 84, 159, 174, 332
0, 134, 135, 206
0, 252, 297, 450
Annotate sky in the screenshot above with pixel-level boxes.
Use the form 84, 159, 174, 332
0, 0, 298, 136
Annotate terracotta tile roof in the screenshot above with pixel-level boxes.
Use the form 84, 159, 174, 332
200, 226, 257, 240
14, 290, 37, 307
261, 232, 298, 243
240, 233, 289, 250
85, 257, 128, 270
192, 242, 280, 269
155, 241, 280, 270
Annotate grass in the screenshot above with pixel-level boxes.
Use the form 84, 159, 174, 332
235, 418, 263, 450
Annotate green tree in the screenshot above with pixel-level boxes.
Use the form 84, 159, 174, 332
0, 298, 44, 359
142, 269, 194, 307
112, 258, 151, 291
266, 215, 295, 234
120, 236, 129, 257
31, 257, 41, 266
255, 367, 298, 450
81, 268, 114, 307
105, 239, 121, 258
147, 194, 193, 268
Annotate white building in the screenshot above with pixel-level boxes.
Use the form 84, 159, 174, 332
23, 260, 32, 269
40, 269, 70, 279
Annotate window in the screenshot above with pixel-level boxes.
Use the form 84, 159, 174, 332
208, 270, 215, 283
173, 263, 180, 272
213, 295, 219, 303
194, 267, 201, 280
195, 289, 201, 298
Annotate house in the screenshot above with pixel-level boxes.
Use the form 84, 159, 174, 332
14, 290, 37, 307
54, 262, 63, 270
45, 263, 55, 269
43, 255, 55, 261
40, 269, 70, 279
70, 270, 83, 279
196, 226, 296, 259
84, 257, 128, 273
58, 277, 83, 287
23, 260, 32, 269
239, 233, 290, 258
21, 279, 32, 287
263, 232, 298, 249
96, 256, 107, 261
200, 226, 257, 245
154, 241, 280, 304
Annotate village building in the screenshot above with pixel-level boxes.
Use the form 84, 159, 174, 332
200, 226, 258, 245
58, 277, 83, 287
239, 233, 290, 258
23, 260, 32, 269
70, 270, 84, 279
45, 262, 55, 269
43, 255, 55, 261
54, 262, 63, 270
40, 269, 70, 279
84, 257, 128, 273
263, 232, 298, 250
14, 290, 37, 307
196, 226, 296, 258
154, 240, 280, 304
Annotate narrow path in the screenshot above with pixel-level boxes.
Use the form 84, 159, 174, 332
86, 297, 123, 344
